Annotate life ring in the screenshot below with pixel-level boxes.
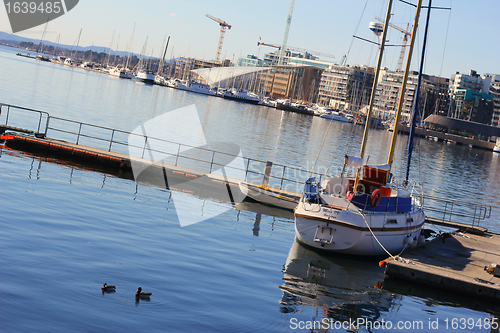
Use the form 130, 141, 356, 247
370, 189, 382, 207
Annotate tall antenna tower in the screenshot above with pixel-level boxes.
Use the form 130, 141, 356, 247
278, 0, 295, 66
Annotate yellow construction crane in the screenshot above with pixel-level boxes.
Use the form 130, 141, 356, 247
206, 14, 231, 63
375, 16, 411, 71
257, 42, 335, 62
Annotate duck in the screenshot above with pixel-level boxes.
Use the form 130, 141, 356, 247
135, 287, 152, 299
101, 283, 116, 292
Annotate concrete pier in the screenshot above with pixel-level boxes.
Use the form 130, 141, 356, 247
398, 125, 496, 150
383, 231, 500, 301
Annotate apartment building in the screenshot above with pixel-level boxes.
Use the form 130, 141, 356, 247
317, 64, 374, 114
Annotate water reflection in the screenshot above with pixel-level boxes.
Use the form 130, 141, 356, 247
382, 277, 500, 315
279, 240, 398, 323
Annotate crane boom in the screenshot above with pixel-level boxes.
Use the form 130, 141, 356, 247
375, 16, 411, 71
206, 14, 231, 63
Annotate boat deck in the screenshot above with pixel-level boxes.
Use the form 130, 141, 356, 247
383, 231, 500, 301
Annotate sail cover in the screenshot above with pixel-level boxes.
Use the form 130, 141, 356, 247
191, 66, 272, 86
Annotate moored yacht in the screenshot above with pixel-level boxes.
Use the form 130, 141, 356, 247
222, 89, 260, 104
320, 109, 353, 122
175, 79, 216, 96
294, 163, 424, 256
276, 100, 314, 115
35, 54, 50, 62
109, 66, 132, 79
132, 70, 155, 84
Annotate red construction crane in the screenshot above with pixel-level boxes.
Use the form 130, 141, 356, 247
206, 14, 231, 63
375, 16, 411, 71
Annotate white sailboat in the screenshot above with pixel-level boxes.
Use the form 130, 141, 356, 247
132, 37, 155, 84
109, 66, 132, 79
294, 0, 426, 256
35, 19, 50, 62
239, 182, 300, 210
154, 35, 170, 86
494, 137, 500, 153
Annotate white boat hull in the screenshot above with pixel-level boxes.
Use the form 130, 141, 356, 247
176, 81, 215, 96
109, 68, 131, 79
133, 71, 155, 84
239, 182, 299, 210
294, 200, 424, 256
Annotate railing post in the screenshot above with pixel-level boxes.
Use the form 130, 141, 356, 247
37, 112, 42, 134
245, 158, 250, 181
108, 130, 115, 151
280, 166, 286, 189
44, 115, 50, 137
5, 105, 10, 125
76, 123, 83, 144
141, 136, 148, 159
174, 143, 181, 166
209, 150, 216, 173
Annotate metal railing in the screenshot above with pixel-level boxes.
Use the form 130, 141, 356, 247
0, 102, 324, 193
1, 103, 496, 223
423, 194, 492, 227
0, 103, 50, 136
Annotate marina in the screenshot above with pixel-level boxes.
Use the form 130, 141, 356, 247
1, 4, 500, 329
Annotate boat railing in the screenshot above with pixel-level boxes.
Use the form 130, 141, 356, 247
0, 102, 326, 192
422, 194, 492, 228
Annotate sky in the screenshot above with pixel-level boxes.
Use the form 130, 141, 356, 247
1, 0, 499, 79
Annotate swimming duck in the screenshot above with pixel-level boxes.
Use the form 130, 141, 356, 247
135, 287, 152, 299
101, 283, 116, 292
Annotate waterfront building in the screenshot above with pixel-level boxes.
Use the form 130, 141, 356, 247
237, 55, 267, 67
257, 65, 323, 103
172, 57, 230, 81
483, 74, 500, 127
450, 70, 483, 94
451, 90, 494, 125
415, 74, 450, 122
317, 64, 374, 114
447, 71, 499, 126
372, 69, 418, 121
262, 50, 320, 66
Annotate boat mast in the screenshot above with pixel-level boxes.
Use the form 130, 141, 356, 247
54, 33, 60, 57
74, 29, 82, 60
386, 0, 423, 175
125, 24, 135, 71
405, 0, 431, 183
158, 36, 170, 75
353, 0, 393, 190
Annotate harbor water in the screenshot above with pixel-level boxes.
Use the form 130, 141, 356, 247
1, 45, 500, 332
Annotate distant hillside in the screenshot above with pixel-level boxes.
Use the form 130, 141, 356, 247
0, 31, 128, 56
